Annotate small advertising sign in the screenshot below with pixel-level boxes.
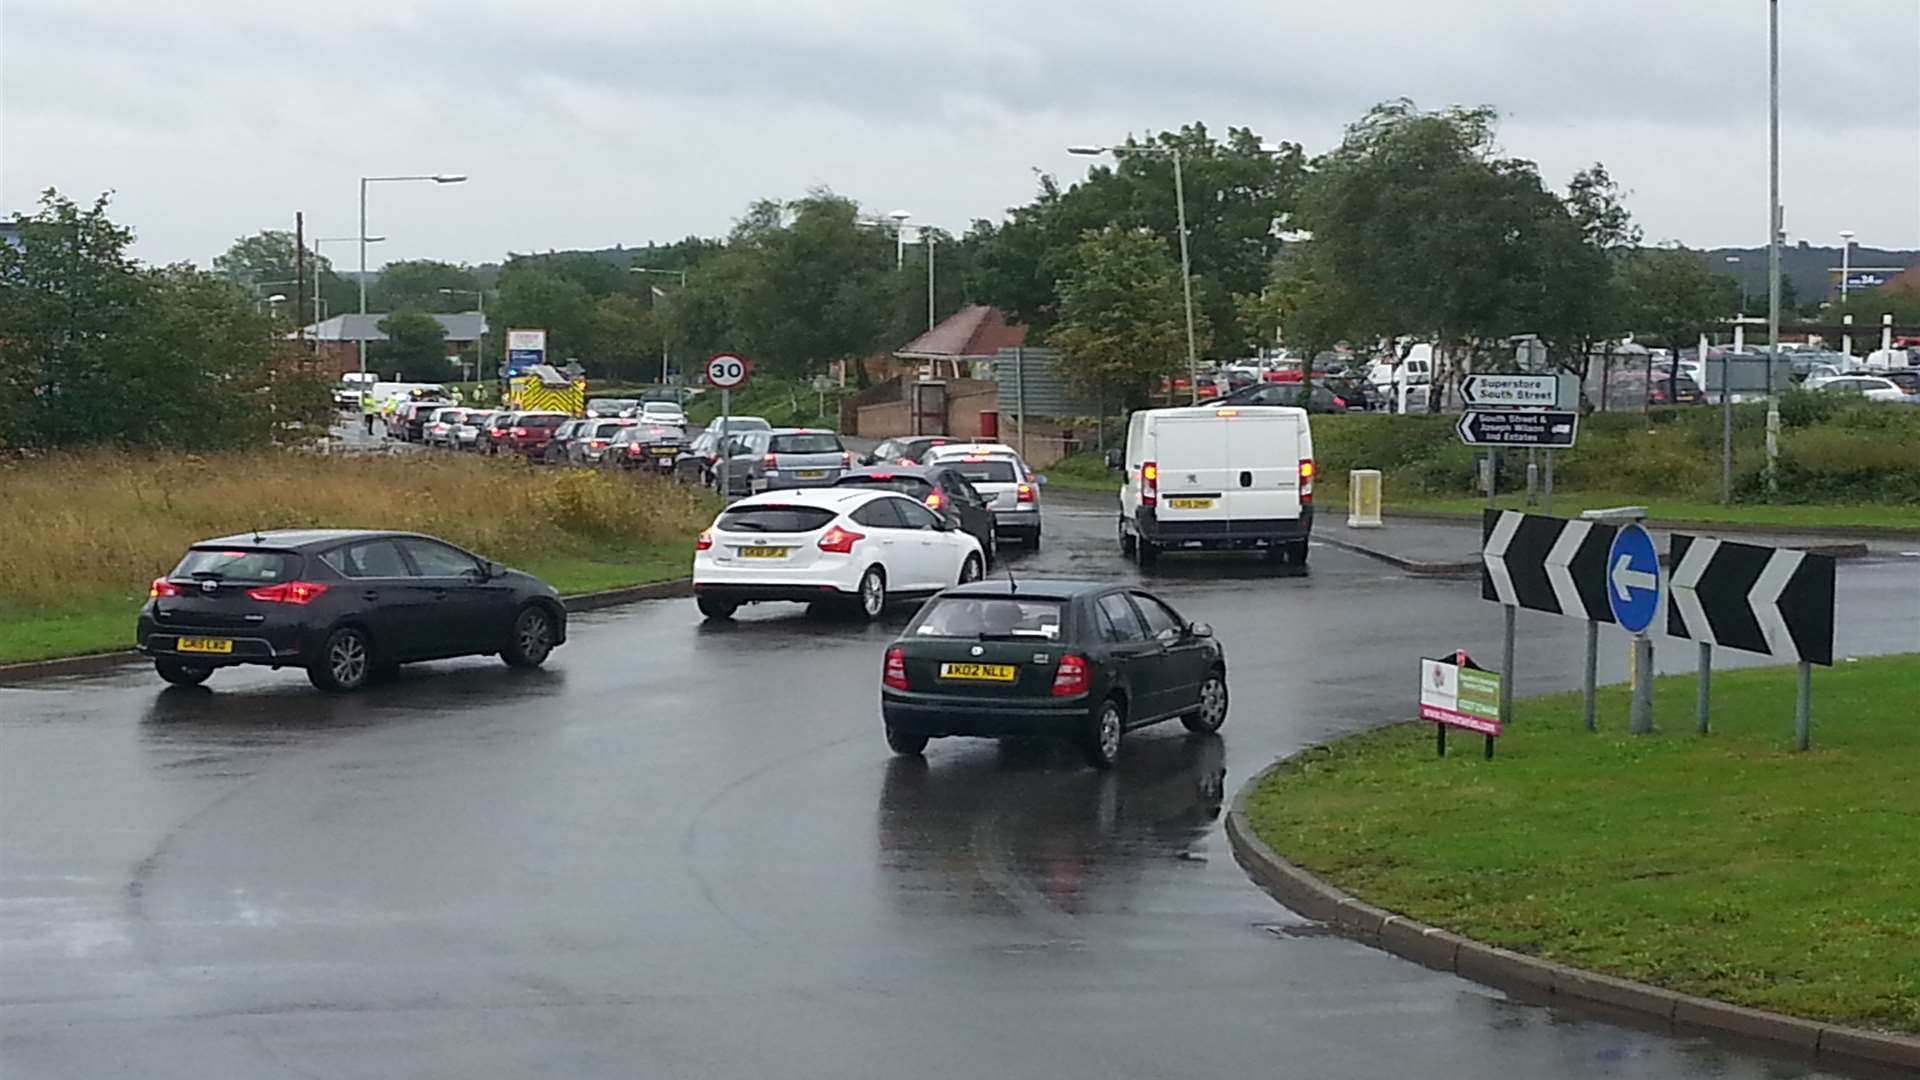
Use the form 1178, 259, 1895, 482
1420, 655, 1502, 756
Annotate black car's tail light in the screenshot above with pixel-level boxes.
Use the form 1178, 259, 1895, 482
245, 581, 329, 605
1052, 654, 1089, 697
883, 647, 908, 691
149, 578, 181, 599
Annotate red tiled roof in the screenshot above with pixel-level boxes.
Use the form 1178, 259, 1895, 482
895, 305, 1026, 359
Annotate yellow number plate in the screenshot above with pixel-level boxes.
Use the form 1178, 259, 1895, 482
176, 637, 233, 655
797, 470, 826, 479
738, 546, 789, 559
939, 662, 1016, 682
1168, 498, 1215, 510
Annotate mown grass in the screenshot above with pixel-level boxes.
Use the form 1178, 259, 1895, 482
684, 378, 850, 429
0, 449, 717, 664
1242, 655, 1920, 1034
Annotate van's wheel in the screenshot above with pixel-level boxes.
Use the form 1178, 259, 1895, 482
308, 626, 372, 692
885, 723, 928, 756
1119, 521, 1137, 557
1183, 668, 1230, 733
1289, 540, 1310, 566
697, 595, 739, 620
503, 604, 556, 668
1135, 538, 1159, 567
854, 566, 887, 621
1084, 696, 1126, 770
155, 658, 213, 687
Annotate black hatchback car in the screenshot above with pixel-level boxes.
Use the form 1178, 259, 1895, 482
138, 529, 567, 693
834, 465, 997, 564
880, 580, 1227, 768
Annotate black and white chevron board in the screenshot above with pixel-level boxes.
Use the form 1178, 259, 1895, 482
1480, 510, 1617, 622
1667, 535, 1836, 666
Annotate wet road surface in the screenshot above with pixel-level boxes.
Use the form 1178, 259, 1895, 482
5, 494, 1916, 1078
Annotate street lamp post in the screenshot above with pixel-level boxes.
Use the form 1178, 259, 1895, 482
359, 174, 467, 375
1765, 0, 1782, 493
1838, 229, 1856, 301
1725, 255, 1745, 313
438, 287, 486, 384
630, 267, 688, 386
887, 210, 912, 271
1070, 144, 1200, 404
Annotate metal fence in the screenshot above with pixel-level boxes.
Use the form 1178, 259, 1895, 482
990, 347, 1095, 420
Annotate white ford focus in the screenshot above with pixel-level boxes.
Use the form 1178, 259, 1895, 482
692, 488, 986, 621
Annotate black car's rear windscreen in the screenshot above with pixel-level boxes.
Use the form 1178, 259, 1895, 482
716, 506, 838, 533
172, 549, 303, 584
910, 598, 1064, 641
841, 476, 934, 498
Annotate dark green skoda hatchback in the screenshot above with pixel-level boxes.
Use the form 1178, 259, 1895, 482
880, 580, 1228, 768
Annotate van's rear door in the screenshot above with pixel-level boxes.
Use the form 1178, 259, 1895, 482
1150, 411, 1231, 522
1222, 409, 1303, 524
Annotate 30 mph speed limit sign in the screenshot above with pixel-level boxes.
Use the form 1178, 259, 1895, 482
705, 353, 751, 389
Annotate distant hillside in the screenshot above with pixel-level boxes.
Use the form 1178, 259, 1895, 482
1695, 245, 1918, 307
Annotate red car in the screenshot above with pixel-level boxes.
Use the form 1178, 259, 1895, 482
503, 412, 570, 457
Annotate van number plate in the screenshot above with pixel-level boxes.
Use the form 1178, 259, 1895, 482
1168, 498, 1215, 510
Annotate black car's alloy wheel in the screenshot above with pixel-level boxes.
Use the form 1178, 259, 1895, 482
1183, 669, 1230, 734
504, 605, 555, 668
308, 626, 372, 693
1084, 697, 1125, 770
154, 658, 213, 687
884, 723, 928, 756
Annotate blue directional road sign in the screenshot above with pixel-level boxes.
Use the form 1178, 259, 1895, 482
1606, 523, 1661, 635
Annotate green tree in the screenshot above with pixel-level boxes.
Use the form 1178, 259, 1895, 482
370, 311, 453, 382
972, 123, 1303, 357
1050, 227, 1204, 408
1826, 285, 1920, 329
1622, 247, 1741, 373
717, 191, 896, 379
1, 191, 325, 450
213, 229, 355, 325
369, 260, 480, 314
493, 265, 596, 366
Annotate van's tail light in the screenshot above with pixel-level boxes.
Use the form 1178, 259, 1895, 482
149, 578, 181, 599
763, 453, 778, 471
818, 525, 865, 554
1299, 459, 1315, 503
695, 529, 714, 551
883, 647, 909, 691
246, 581, 329, 605
1141, 461, 1158, 507
1016, 483, 1035, 503
1052, 654, 1090, 697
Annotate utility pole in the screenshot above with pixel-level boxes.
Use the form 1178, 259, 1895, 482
294, 212, 306, 350
1765, 0, 1783, 493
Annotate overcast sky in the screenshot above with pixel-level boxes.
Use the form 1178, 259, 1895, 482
4, 0, 1917, 271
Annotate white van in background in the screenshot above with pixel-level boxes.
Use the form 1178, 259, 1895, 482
1367, 344, 1433, 412
1116, 405, 1315, 567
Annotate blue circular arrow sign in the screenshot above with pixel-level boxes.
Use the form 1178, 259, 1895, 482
1606, 523, 1661, 635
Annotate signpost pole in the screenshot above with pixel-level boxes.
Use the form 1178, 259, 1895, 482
1501, 604, 1516, 727
1525, 450, 1538, 507
1630, 637, 1655, 735
718, 387, 731, 500
1583, 620, 1598, 732
1543, 451, 1554, 517
1696, 642, 1712, 734
1795, 661, 1811, 751
1482, 454, 1495, 510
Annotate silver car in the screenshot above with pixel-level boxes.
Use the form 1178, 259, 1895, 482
924, 447, 1044, 548
735, 428, 850, 495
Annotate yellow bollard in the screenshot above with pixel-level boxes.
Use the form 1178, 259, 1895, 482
1347, 469, 1383, 528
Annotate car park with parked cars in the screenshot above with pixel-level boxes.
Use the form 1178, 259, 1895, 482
878, 580, 1227, 768
833, 464, 997, 565
137, 529, 566, 693
921, 443, 1045, 548
692, 487, 985, 622
1803, 373, 1909, 402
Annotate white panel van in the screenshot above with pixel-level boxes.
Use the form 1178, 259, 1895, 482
1117, 405, 1315, 566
